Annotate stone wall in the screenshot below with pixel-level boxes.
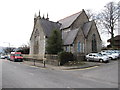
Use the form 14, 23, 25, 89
23, 53, 86, 66
74, 53, 85, 61
45, 54, 60, 66
23, 54, 43, 60
23, 54, 60, 66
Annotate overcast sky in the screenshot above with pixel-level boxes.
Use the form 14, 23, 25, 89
0, 0, 119, 47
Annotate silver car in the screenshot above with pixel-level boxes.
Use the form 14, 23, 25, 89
99, 52, 117, 60
101, 50, 119, 59
86, 53, 110, 63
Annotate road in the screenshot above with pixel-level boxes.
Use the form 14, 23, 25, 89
1, 59, 119, 88
0, 59, 2, 89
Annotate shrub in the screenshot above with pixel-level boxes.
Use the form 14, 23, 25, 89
58, 51, 74, 65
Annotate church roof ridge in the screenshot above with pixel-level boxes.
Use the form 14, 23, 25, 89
40, 18, 59, 24
58, 11, 82, 29
58, 11, 81, 21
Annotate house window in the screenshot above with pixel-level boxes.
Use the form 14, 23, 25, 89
82, 43, 84, 53
78, 42, 81, 52
92, 34, 97, 52
34, 40, 39, 54
34, 29, 39, 39
66, 46, 68, 52
66, 46, 70, 52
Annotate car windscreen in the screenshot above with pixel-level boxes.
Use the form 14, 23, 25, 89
97, 54, 102, 56
15, 54, 22, 56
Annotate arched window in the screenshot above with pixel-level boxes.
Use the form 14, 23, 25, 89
34, 29, 39, 54
78, 42, 81, 52
34, 40, 39, 54
34, 29, 39, 39
92, 34, 97, 52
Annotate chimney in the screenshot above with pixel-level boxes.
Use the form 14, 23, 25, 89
38, 10, 41, 19
46, 13, 49, 20
42, 14, 45, 19
34, 13, 37, 24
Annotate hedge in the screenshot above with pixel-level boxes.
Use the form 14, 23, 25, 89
58, 51, 74, 65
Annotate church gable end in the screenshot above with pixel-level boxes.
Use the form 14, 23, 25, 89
30, 18, 46, 55
86, 21, 102, 53
71, 10, 89, 30
87, 21, 101, 41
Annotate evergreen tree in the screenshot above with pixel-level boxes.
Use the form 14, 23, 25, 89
46, 29, 63, 54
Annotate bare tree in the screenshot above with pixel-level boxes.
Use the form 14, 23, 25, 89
97, 2, 119, 47
85, 9, 100, 31
3, 47, 15, 54
17, 44, 30, 54
85, 9, 96, 20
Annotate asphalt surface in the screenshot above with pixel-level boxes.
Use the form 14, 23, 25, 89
0, 59, 2, 89
1, 59, 119, 88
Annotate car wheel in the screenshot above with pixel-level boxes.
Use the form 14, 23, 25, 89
110, 57, 113, 60
106, 60, 109, 63
86, 59, 89, 62
99, 59, 103, 63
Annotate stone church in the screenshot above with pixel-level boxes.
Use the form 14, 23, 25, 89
30, 9, 102, 59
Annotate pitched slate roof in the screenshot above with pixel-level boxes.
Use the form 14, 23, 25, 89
59, 11, 82, 29
83, 21, 92, 37
113, 35, 120, 40
62, 29, 79, 45
107, 35, 120, 42
40, 19, 61, 37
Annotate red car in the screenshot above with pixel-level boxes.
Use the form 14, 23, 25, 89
10, 52, 23, 62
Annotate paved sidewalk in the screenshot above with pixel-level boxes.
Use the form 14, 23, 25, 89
22, 60, 104, 70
